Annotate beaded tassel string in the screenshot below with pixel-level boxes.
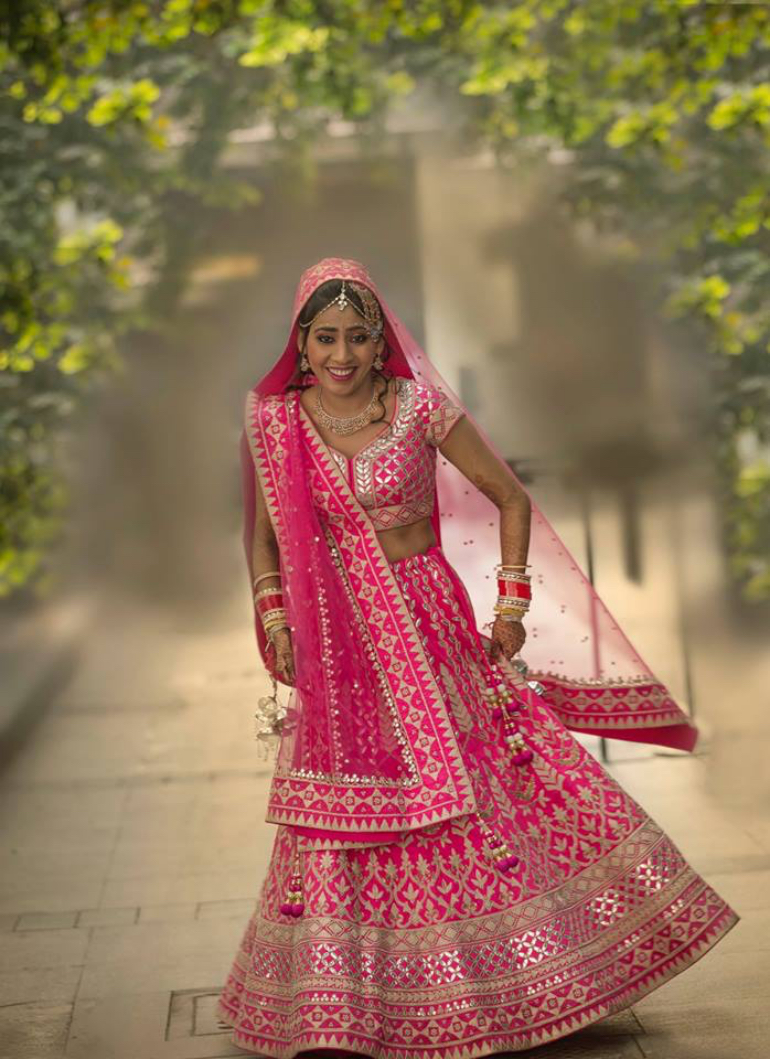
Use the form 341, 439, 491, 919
476, 815, 520, 873
482, 671, 534, 768
280, 845, 305, 918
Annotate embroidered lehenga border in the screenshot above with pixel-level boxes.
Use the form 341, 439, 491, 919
218, 823, 735, 1059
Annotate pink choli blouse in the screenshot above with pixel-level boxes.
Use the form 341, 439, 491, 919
323, 378, 465, 531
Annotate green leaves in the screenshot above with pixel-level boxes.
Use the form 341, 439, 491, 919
606, 101, 679, 149
86, 78, 161, 127
0, 395, 70, 598
461, 54, 549, 97
238, 20, 330, 68
728, 455, 770, 603
665, 274, 731, 323
53, 219, 125, 266
708, 84, 770, 132
710, 186, 770, 245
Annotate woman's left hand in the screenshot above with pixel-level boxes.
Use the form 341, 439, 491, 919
490, 616, 526, 662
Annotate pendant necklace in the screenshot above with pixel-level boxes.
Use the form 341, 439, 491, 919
314, 379, 382, 436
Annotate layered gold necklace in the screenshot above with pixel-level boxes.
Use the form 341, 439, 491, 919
314, 379, 384, 436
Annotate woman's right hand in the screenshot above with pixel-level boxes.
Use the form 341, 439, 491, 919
270, 626, 295, 685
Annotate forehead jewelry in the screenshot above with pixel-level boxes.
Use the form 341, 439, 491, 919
298, 278, 383, 340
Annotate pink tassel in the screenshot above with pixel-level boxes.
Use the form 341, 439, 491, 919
492, 706, 504, 720
281, 853, 305, 918
513, 749, 534, 766
478, 814, 522, 875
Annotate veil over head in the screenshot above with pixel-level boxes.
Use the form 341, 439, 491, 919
240, 257, 696, 842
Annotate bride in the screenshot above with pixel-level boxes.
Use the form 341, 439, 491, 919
218, 256, 737, 1058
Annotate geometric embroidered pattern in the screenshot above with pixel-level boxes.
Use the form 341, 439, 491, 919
303, 376, 465, 531
528, 673, 688, 733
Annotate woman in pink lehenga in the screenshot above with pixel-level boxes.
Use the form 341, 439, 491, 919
218, 257, 738, 1058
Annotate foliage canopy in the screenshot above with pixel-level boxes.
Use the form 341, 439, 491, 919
1, 0, 768, 601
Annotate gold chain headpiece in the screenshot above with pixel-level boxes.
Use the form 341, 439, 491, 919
298, 278, 384, 340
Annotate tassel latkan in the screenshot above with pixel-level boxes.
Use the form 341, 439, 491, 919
478, 816, 521, 874
483, 676, 534, 770
281, 849, 305, 917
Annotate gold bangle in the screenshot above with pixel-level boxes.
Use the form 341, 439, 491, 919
494, 603, 528, 617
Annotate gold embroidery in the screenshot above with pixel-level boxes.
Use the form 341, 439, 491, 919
245, 391, 478, 836
219, 816, 737, 1057
352, 376, 414, 508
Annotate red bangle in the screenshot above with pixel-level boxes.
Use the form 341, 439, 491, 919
497, 582, 531, 600
256, 593, 284, 614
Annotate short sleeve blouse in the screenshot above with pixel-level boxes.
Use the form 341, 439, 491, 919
414, 381, 466, 447
311, 378, 466, 531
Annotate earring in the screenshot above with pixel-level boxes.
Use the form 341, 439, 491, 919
300, 352, 310, 373
373, 351, 384, 371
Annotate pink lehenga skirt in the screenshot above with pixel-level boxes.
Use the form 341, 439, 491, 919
218, 545, 738, 1058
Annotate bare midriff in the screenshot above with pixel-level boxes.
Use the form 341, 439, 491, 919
376, 516, 437, 564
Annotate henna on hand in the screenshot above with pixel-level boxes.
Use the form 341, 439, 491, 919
490, 616, 526, 661
271, 627, 295, 685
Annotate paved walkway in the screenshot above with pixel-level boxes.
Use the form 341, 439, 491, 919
1, 587, 767, 1059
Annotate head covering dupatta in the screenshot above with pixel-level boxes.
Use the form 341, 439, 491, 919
240, 258, 697, 847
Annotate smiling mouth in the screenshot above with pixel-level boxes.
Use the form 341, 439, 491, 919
326, 366, 358, 379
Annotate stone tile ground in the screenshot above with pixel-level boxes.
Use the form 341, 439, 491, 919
0, 592, 765, 1059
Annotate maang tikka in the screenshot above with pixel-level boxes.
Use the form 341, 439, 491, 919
298, 279, 384, 374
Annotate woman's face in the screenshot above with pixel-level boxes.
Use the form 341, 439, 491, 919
300, 301, 384, 396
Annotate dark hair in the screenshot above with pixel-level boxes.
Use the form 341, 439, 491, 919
294, 279, 392, 423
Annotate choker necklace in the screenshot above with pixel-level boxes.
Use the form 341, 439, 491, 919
314, 379, 382, 436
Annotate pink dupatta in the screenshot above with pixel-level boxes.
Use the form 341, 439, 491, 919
240, 258, 697, 846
